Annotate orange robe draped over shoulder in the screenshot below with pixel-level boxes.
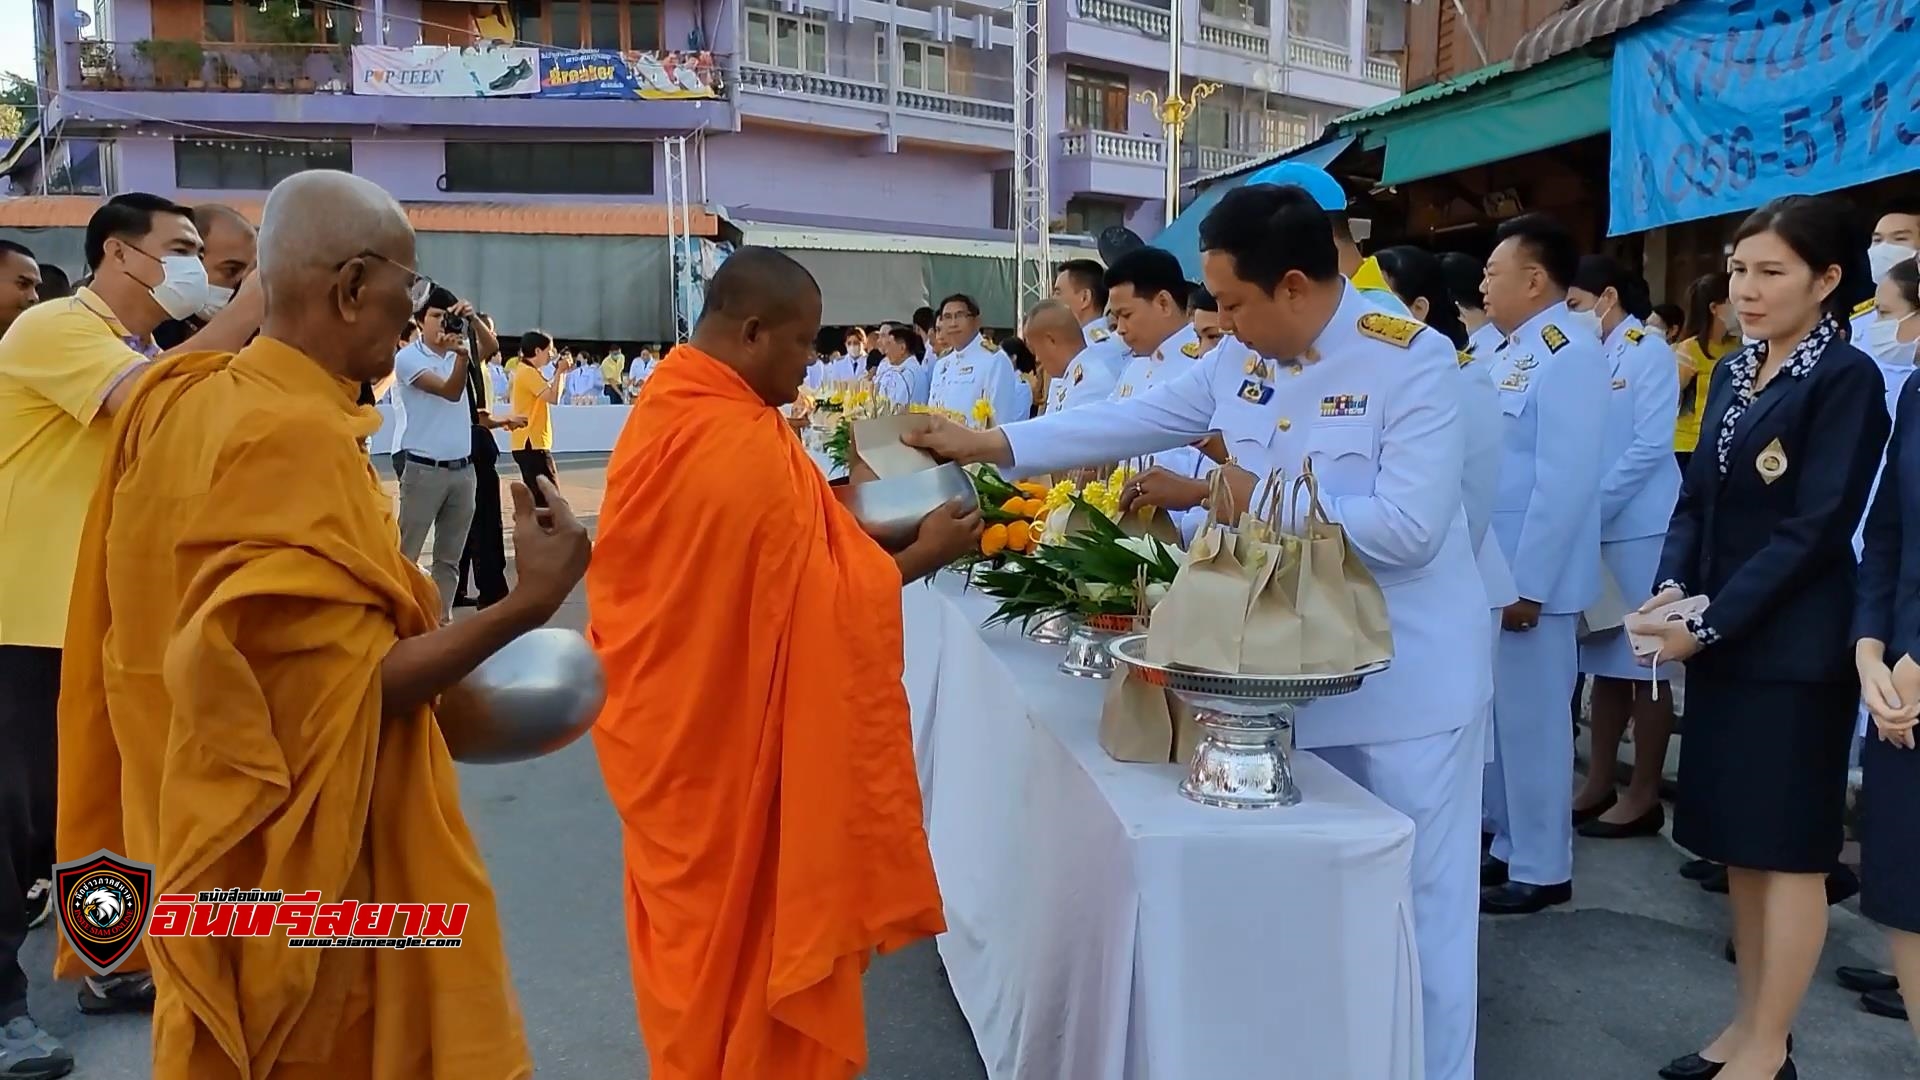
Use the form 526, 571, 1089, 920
587, 345, 944, 1080
55, 338, 532, 1080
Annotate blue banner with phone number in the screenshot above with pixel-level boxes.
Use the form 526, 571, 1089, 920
1609, 0, 1920, 235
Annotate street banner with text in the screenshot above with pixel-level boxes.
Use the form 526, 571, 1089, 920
538, 50, 719, 100
1609, 1, 1920, 234
353, 45, 540, 98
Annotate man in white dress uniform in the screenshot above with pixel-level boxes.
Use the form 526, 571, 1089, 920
905, 183, 1490, 1080
928, 293, 1030, 427
1565, 255, 1683, 839
1478, 214, 1611, 916
1054, 257, 1131, 367
1027, 299, 1125, 413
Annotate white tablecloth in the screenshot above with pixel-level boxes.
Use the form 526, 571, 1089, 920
904, 577, 1423, 1080
369, 404, 632, 456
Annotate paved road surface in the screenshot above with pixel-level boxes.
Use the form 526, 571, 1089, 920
25, 456, 1917, 1078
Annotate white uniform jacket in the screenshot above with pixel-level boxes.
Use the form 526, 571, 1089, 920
1002, 284, 1488, 748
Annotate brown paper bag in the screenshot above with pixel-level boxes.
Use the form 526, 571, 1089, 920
852, 414, 939, 478
1234, 471, 1308, 676
1099, 670, 1177, 762
1170, 694, 1204, 765
1145, 469, 1255, 672
1290, 466, 1394, 673
1118, 504, 1185, 547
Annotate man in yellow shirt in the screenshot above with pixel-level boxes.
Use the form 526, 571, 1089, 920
0, 193, 260, 1077
509, 330, 572, 506
601, 347, 626, 403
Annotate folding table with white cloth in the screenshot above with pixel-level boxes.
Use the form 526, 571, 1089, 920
903, 574, 1424, 1080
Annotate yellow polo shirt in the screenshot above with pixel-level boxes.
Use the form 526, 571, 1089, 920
0, 289, 150, 646
510, 362, 554, 451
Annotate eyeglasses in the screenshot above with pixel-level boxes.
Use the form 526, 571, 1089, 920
342, 250, 431, 310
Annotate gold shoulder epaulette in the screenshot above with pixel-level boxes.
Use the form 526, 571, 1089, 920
1855, 298, 1878, 318
1541, 324, 1570, 354
1624, 327, 1646, 345
1357, 312, 1423, 348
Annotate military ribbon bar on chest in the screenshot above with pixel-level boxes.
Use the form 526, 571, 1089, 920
1320, 393, 1369, 418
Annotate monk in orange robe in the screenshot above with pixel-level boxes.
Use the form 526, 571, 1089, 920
588, 247, 982, 1079
55, 170, 591, 1079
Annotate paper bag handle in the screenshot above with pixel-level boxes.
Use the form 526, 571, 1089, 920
1287, 458, 1330, 533
1205, 465, 1240, 528
1259, 466, 1289, 531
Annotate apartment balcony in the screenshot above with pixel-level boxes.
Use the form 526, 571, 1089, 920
1197, 16, 1269, 58
1286, 36, 1350, 73
1180, 143, 1261, 175
56, 41, 729, 134
1073, 0, 1171, 39
734, 64, 1013, 152
1364, 55, 1401, 87
1054, 129, 1167, 203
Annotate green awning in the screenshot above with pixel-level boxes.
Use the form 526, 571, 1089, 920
1352, 52, 1610, 186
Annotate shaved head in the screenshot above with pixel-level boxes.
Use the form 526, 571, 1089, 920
1022, 298, 1084, 379
701, 247, 821, 326
691, 246, 823, 407
257, 171, 420, 384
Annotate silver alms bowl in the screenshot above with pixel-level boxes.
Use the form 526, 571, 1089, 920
436, 628, 607, 765
834, 461, 979, 550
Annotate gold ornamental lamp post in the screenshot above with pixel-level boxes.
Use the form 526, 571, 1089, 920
1137, 80, 1222, 227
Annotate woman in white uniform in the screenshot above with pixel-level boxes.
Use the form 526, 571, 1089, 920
1565, 255, 1683, 838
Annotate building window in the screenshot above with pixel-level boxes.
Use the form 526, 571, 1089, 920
1201, 0, 1268, 26
1064, 66, 1129, 133
745, 9, 828, 73
1193, 102, 1233, 149
1064, 197, 1127, 236
444, 140, 654, 195
1256, 109, 1310, 152
992, 168, 1013, 231
878, 37, 949, 93
175, 138, 350, 190
202, 0, 361, 45
513, 0, 661, 53
1287, 3, 1311, 38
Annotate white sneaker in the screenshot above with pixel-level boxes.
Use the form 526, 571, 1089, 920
23, 880, 50, 931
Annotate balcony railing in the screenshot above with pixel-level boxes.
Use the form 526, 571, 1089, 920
1181, 144, 1258, 172
1059, 129, 1166, 164
1364, 55, 1400, 86
899, 87, 1015, 125
1198, 18, 1268, 56
77, 41, 351, 94
1073, 0, 1172, 39
737, 64, 885, 106
1287, 36, 1349, 73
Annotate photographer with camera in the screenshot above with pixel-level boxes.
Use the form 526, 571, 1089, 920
393, 286, 499, 624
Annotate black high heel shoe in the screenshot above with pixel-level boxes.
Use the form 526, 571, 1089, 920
1657, 1035, 1792, 1080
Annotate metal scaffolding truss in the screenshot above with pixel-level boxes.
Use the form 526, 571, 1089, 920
1010, 0, 1050, 319
663, 134, 696, 341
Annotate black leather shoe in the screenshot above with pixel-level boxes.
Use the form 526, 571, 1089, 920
1657, 1052, 1723, 1080
1723, 938, 1735, 964
1481, 853, 1509, 887
1572, 792, 1616, 827
1577, 804, 1665, 839
1680, 858, 1721, 881
1863, 986, 1910, 1020
1776, 1056, 1796, 1079
1838, 965, 1899, 993
1480, 880, 1571, 915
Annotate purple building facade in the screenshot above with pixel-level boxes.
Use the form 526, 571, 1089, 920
28, 0, 1404, 239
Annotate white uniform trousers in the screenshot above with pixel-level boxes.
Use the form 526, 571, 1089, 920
1485, 613, 1579, 885
1320, 718, 1485, 1080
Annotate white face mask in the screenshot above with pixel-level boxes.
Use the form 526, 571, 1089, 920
142, 253, 212, 321
197, 283, 234, 320
1870, 242, 1918, 284
1863, 313, 1917, 362
1566, 297, 1609, 341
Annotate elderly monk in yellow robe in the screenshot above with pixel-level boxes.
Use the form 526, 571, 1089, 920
588, 247, 982, 1079
55, 170, 592, 1079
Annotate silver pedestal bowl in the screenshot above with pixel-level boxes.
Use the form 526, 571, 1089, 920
1107, 634, 1389, 809
1025, 611, 1075, 645
1058, 613, 1148, 680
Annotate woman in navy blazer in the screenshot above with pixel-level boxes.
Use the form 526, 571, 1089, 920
1853, 340, 1920, 1046
1641, 196, 1889, 1080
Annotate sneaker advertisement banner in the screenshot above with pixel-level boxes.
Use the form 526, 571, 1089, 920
539, 49, 720, 100
353, 44, 541, 98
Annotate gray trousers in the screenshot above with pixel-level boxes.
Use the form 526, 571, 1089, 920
396, 459, 478, 623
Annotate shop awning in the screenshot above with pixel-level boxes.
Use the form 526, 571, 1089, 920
1353, 52, 1610, 187
1148, 134, 1357, 282
1511, 0, 1686, 72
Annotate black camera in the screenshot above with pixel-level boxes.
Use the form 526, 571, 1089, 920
441, 310, 468, 337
